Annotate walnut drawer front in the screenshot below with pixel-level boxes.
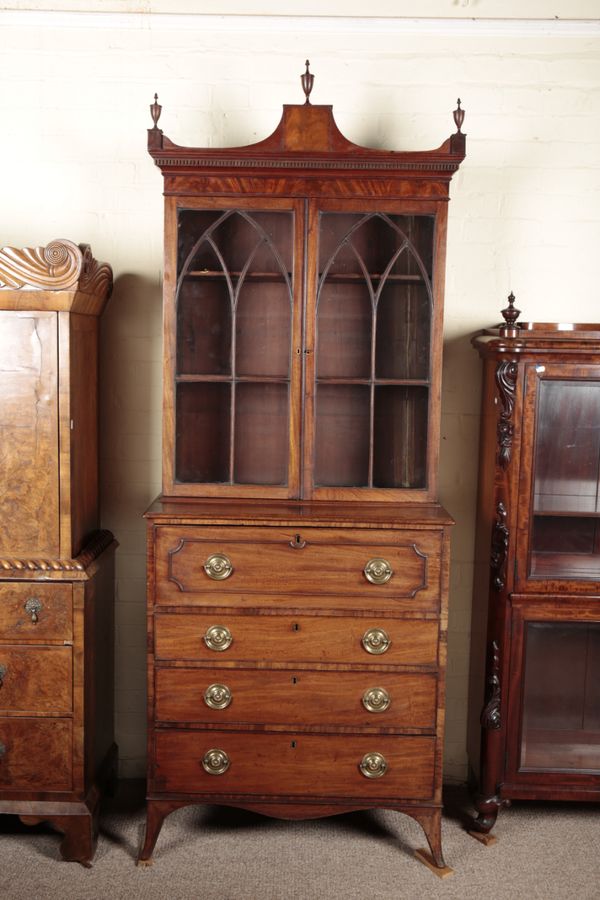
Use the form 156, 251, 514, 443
0, 717, 72, 791
0, 646, 72, 714
154, 613, 438, 667
156, 526, 441, 612
153, 730, 435, 800
155, 668, 437, 730
0, 583, 72, 641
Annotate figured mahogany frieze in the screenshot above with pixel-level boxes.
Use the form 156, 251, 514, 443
480, 640, 501, 730
495, 361, 518, 469
163, 175, 450, 201
490, 501, 509, 592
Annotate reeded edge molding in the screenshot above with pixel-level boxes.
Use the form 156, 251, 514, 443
0, 239, 113, 298
2, 11, 599, 36
0, 530, 115, 575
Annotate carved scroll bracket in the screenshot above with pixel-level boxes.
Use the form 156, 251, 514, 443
480, 640, 501, 730
490, 501, 509, 592
495, 360, 518, 469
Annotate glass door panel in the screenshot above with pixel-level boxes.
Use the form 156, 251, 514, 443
530, 377, 600, 579
314, 384, 370, 487
520, 622, 600, 772
174, 208, 294, 487
373, 385, 428, 488
314, 211, 434, 490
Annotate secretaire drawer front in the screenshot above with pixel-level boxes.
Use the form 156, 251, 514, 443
155, 668, 437, 730
0, 583, 72, 641
155, 526, 441, 611
154, 613, 439, 667
153, 731, 435, 800
0, 646, 72, 714
0, 717, 72, 791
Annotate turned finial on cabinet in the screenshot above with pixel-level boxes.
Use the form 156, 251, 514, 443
500, 292, 521, 337
150, 92, 162, 128
301, 60, 314, 104
453, 99, 465, 133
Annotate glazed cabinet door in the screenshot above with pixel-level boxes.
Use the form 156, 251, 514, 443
164, 198, 304, 498
517, 363, 600, 590
303, 201, 444, 501
506, 597, 600, 786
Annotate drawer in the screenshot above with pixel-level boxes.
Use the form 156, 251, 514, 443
0, 582, 72, 641
155, 668, 437, 730
155, 526, 442, 612
0, 646, 72, 714
0, 717, 72, 791
154, 613, 438, 667
153, 730, 435, 800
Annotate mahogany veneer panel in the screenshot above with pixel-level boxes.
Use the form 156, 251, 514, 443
0, 583, 72, 641
155, 667, 437, 730
0, 718, 72, 791
153, 731, 436, 800
154, 612, 438, 667
157, 525, 441, 610
0, 646, 72, 714
0, 311, 59, 557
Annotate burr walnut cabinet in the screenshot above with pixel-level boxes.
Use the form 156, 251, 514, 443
468, 298, 600, 836
140, 65, 465, 871
0, 240, 117, 866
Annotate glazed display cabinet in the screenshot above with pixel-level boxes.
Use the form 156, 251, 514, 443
0, 240, 117, 865
140, 65, 465, 872
468, 297, 600, 836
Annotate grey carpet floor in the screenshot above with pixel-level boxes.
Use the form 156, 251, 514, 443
0, 784, 598, 900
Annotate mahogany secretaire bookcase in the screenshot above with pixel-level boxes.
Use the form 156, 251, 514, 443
0, 240, 117, 865
140, 65, 465, 872
468, 297, 600, 836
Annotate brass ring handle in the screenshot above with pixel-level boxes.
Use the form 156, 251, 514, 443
203, 625, 233, 652
361, 627, 391, 655
202, 748, 230, 775
0, 665, 6, 688
362, 687, 391, 713
204, 683, 232, 710
203, 553, 233, 581
24, 597, 42, 624
364, 558, 393, 585
359, 752, 388, 779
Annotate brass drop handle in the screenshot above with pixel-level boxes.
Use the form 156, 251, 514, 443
203, 625, 233, 652
24, 597, 43, 623
364, 558, 393, 585
0, 665, 6, 688
203, 553, 233, 581
204, 683, 232, 710
362, 687, 391, 713
202, 748, 230, 775
361, 627, 391, 656
359, 752, 388, 779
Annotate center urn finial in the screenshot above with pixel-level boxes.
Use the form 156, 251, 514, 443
301, 60, 314, 105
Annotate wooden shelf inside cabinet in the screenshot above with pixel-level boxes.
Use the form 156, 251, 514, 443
141, 66, 465, 870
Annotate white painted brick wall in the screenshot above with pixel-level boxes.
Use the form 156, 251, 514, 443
2, 8, 600, 781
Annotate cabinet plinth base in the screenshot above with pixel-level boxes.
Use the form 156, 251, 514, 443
0, 742, 118, 867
